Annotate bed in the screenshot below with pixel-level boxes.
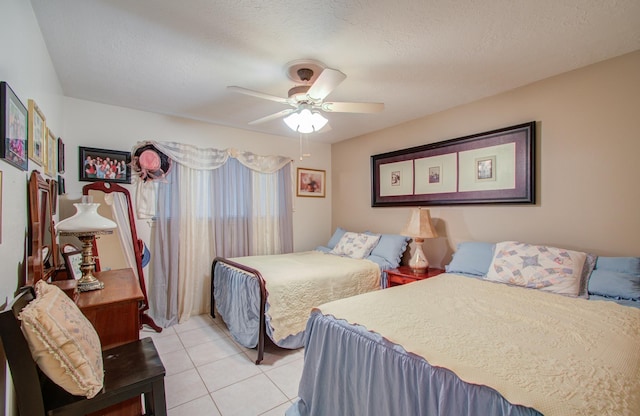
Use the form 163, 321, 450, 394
287, 241, 640, 416
211, 228, 409, 363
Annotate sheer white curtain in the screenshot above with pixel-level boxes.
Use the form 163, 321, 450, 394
144, 142, 293, 326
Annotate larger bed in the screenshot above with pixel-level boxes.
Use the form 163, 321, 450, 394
211, 229, 409, 363
287, 241, 640, 416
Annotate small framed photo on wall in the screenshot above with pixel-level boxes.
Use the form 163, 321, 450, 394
296, 167, 326, 198
79, 146, 131, 183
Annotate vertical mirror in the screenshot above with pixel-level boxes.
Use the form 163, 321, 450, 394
82, 181, 161, 332
27, 170, 58, 285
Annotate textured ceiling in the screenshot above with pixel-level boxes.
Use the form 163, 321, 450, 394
29, 0, 640, 144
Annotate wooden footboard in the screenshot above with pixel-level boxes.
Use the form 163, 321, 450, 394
210, 257, 267, 364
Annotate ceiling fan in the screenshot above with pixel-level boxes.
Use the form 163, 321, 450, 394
228, 59, 384, 133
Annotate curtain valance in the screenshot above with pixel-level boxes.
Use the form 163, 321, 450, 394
133, 141, 292, 218
134, 141, 292, 173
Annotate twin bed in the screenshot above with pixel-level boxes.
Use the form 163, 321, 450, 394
212, 235, 640, 415
211, 229, 408, 363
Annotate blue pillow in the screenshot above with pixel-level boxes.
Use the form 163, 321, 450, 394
367, 234, 409, 268
327, 227, 347, 249
588, 294, 640, 308
366, 254, 394, 270
445, 242, 495, 277
594, 257, 640, 275
588, 269, 640, 301
315, 246, 332, 253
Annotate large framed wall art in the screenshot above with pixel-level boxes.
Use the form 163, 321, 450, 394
371, 122, 535, 207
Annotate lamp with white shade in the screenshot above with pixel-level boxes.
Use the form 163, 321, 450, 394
55, 196, 117, 292
400, 208, 438, 273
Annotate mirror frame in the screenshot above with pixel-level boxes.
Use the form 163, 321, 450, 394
82, 181, 161, 332
27, 170, 59, 285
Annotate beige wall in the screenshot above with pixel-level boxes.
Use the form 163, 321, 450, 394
332, 51, 640, 268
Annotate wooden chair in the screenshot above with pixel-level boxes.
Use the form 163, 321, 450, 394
0, 287, 167, 416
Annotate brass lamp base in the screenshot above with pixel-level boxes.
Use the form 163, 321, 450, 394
60, 231, 112, 292
77, 277, 105, 292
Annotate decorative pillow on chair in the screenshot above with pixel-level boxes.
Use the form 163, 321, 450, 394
486, 241, 588, 297
331, 232, 381, 259
19, 280, 104, 398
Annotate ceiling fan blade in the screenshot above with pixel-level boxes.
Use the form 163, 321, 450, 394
306, 68, 347, 101
321, 101, 384, 113
248, 108, 296, 125
227, 86, 289, 104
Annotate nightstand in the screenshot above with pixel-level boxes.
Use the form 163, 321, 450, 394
386, 266, 445, 287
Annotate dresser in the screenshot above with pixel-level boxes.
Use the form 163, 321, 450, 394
62, 268, 144, 415
76, 268, 144, 349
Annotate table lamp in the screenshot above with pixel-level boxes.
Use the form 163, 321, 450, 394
401, 208, 438, 273
56, 196, 117, 291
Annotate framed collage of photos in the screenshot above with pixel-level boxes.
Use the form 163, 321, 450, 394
371, 122, 535, 207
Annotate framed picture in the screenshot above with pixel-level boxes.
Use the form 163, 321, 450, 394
58, 174, 65, 195
62, 249, 83, 280
0, 170, 2, 243
371, 122, 535, 206
296, 167, 326, 198
28, 99, 46, 166
0, 82, 28, 171
57, 137, 65, 173
79, 146, 131, 183
45, 128, 56, 176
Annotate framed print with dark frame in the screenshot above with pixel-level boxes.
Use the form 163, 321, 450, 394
28, 99, 46, 166
57, 137, 65, 173
371, 121, 535, 206
296, 167, 326, 198
0, 82, 29, 171
62, 249, 83, 280
79, 146, 132, 183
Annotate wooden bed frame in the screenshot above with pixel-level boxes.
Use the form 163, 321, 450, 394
210, 257, 268, 364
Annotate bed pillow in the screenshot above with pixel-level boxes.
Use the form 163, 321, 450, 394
588, 257, 640, 302
594, 256, 640, 275
327, 227, 347, 250
19, 280, 104, 398
486, 241, 588, 297
331, 232, 381, 259
365, 233, 409, 268
445, 241, 495, 277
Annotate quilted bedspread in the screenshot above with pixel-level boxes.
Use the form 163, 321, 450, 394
230, 251, 380, 342
316, 273, 640, 416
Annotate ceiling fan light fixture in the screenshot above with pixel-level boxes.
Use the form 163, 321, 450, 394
283, 107, 328, 133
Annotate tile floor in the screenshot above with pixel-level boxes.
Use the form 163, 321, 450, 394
140, 314, 304, 416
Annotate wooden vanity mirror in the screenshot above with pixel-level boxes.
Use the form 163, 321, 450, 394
82, 181, 161, 332
27, 170, 59, 285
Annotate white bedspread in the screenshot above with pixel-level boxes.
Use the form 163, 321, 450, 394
316, 273, 640, 416
230, 251, 380, 342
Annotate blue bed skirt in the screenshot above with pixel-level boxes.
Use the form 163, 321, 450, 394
287, 311, 542, 416
213, 262, 304, 349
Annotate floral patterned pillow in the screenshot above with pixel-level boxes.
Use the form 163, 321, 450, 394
19, 280, 104, 398
486, 241, 588, 297
331, 232, 381, 259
